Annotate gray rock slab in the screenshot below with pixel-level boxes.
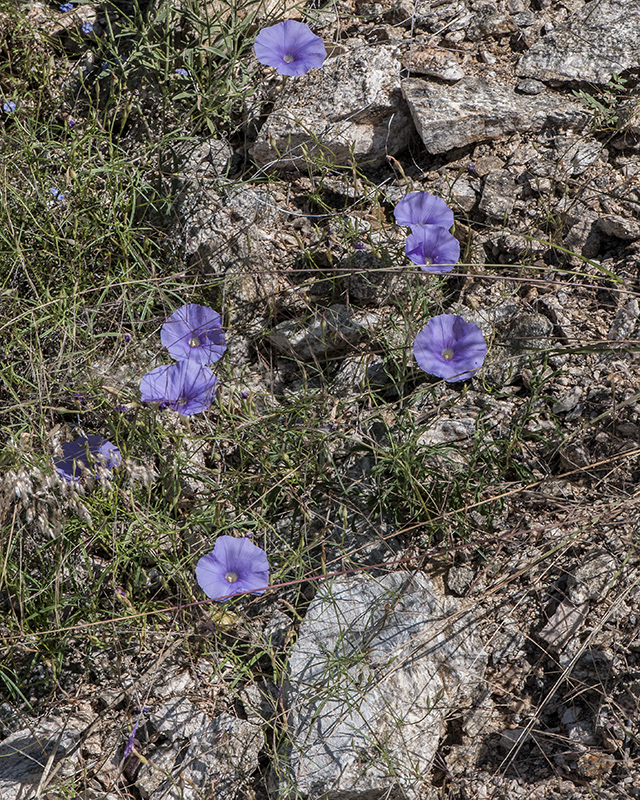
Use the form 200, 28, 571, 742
0, 719, 79, 800
281, 572, 486, 799
516, 0, 640, 85
265, 304, 377, 361
134, 699, 261, 800
402, 77, 587, 154
597, 214, 640, 241
251, 42, 413, 170
478, 169, 517, 222
401, 44, 464, 82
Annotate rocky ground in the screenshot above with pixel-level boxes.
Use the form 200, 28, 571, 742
1, 0, 640, 798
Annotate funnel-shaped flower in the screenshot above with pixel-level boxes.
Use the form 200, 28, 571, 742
161, 304, 226, 365
405, 225, 460, 272
55, 436, 121, 482
140, 360, 218, 416
414, 314, 487, 382
394, 191, 454, 231
254, 20, 326, 76
196, 536, 270, 600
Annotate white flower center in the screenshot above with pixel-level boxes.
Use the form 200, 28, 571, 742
225, 571, 238, 583
442, 348, 454, 360
283, 54, 294, 63
423, 257, 433, 265
189, 336, 201, 347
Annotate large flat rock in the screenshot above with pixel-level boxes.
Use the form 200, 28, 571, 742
516, 0, 640, 84
281, 572, 486, 799
251, 42, 413, 170
403, 77, 587, 154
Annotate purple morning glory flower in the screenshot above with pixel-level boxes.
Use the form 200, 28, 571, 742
405, 225, 460, 272
3, 101, 16, 113
160, 304, 226, 365
254, 20, 326, 77
139, 360, 218, 416
60, 2, 73, 11
394, 191, 454, 231
414, 314, 487, 383
196, 536, 270, 600
55, 436, 122, 482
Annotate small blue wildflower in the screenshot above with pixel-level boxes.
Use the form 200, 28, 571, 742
60, 2, 73, 11
123, 332, 132, 342
405, 225, 460, 272
81, 21, 93, 34
67, 117, 76, 127
240, 388, 250, 399
49, 186, 66, 202
254, 20, 326, 76
414, 314, 487, 383
139, 360, 218, 416
3, 101, 16, 113
175, 68, 189, 77
353, 242, 365, 250
196, 536, 270, 600
161, 304, 226, 365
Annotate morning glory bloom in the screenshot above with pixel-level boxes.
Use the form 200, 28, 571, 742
405, 225, 460, 272
414, 314, 487, 383
139, 360, 218, 416
55, 436, 122, 482
60, 2, 73, 11
82, 21, 93, 34
196, 536, 270, 600
254, 20, 326, 76
394, 191, 454, 231
3, 101, 16, 113
160, 304, 226, 365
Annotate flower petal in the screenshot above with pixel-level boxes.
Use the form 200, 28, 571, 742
394, 192, 454, 230
196, 536, 270, 600
405, 225, 460, 272
140, 361, 218, 415
161, 304, 226, 365
254, 20, 326, 76
414, 314, 487, 382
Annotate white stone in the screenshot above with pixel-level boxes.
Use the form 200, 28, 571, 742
282, 572, 486, 799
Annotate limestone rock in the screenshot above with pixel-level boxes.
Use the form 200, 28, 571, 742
265, 304, 377, 361
516, 0, 640, 85
402, 77, 587, 154
478, 169, 517, 222
401, 44, 464, 82
133, 699, 261, 800
596, 215, 640, 241
281, 572, 486, 799
0, 718, 81, 800
251, 42, 413, 169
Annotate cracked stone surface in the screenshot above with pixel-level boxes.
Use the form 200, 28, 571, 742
402, 77, 588, 154
516, 0, 640, 85
281, 572, 487, 800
